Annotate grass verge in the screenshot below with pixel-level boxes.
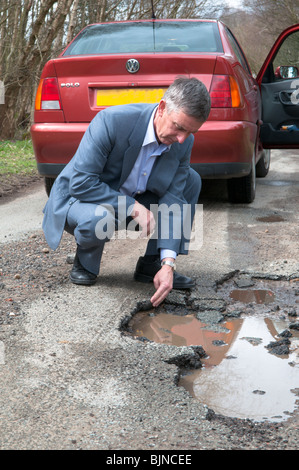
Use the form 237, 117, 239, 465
0, 140, 37, 176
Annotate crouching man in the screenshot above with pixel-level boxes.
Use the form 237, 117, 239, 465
42, 77, 211, 306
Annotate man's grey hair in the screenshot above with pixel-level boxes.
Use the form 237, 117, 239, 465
163, 77, 211, 122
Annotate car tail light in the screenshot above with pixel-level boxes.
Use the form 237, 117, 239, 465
35, 78, 62, 110
210, 75, 241, 108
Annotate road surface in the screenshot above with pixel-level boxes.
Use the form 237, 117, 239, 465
0, 149, 298, 451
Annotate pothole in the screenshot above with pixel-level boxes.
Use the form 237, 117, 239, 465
121, 273, 299, 423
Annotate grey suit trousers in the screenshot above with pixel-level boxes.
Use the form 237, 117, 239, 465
65, 168, 201, 274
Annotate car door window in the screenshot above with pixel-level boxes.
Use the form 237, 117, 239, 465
272, 31, 299, 81
259, 29, 299, 147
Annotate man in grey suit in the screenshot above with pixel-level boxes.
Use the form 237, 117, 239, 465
42, 77, 211, 307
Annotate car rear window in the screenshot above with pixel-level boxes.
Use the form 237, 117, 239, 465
63, 21, 223, 56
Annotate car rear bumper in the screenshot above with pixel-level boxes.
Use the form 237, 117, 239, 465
191, 162, 251, 178
192, 120, 257, 178
31, 119, 257, 179
30, 122, 88, 175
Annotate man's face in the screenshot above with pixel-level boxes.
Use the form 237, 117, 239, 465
154, 100, 204, 146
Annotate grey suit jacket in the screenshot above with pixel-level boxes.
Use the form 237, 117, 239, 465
42, 103, 194, 253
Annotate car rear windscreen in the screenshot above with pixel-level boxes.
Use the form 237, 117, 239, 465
63, 21, 223, 55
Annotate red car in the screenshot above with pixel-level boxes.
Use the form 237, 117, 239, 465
30, 19, 299, 203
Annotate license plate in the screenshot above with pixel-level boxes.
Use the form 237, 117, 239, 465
96, 88, 167, 106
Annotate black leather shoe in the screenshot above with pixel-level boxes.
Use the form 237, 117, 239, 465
70, 254, 97, 285
134, 256, 195, 289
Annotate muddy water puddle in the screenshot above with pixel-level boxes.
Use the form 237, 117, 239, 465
229, 289, 275, 304
128, 278, 299, 422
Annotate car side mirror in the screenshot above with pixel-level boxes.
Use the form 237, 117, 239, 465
275, 65, 299, 79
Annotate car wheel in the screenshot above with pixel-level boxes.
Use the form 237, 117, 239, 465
256, 148, 271, 177
45, 177, 55, 196
227, 154, 256, 203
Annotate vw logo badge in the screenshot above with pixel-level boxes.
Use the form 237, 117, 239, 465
126, 58, 140, 74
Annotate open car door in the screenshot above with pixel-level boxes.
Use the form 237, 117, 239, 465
257, 24, 299, 148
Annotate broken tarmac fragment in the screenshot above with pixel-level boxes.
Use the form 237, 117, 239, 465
278, 329, 292, 338
166, 345, 207, 369
265, 338, 291, 355
212, 340, 226, 346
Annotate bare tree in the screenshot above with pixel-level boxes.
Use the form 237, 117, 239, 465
0, 0, 225, 139
0, 0, 75, 139
221, 0, 299, 75
243, 0, 299, 35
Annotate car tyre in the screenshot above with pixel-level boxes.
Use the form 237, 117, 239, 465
227, 154, 256, 203
45, 177, 55, 196
256, 148, 270, 177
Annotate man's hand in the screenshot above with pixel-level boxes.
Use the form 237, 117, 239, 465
131, 201, 155, 238
150, 262, 174, 307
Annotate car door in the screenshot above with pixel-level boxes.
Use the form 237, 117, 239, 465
257, 24, 299, 148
